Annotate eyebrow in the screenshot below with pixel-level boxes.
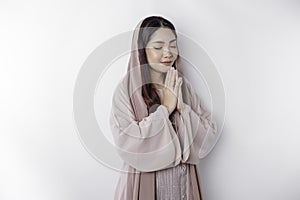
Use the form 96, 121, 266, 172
151, 39, 177, 44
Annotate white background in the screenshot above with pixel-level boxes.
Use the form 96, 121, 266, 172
1, 0, 300, 199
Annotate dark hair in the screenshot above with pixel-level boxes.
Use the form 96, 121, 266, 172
137, 16, 178, 116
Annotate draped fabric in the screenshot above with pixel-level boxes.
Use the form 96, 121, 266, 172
109, 17, 218, 200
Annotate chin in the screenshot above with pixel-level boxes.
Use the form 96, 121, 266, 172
161, 66, 171, 72
150, 64, 171, 73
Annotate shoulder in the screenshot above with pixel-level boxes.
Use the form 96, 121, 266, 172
112, 79, 128, 103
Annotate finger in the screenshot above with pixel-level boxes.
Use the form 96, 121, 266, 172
174, 70, 178, 92
178, 77, 183, 95
175, 76, 180, 96
178, 78, 182, 97
165, 69, 171, 89
170, 68, 176, 90
176, 78, 182, 109
179, 77, 182, 100
173, 69, 177, 92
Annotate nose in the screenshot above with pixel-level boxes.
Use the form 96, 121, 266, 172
163, 47, 173, 58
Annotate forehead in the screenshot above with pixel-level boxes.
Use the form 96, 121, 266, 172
148, 28, 176, 43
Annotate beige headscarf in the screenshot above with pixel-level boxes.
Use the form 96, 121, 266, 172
125, 18, 192, 121
110, 16, 219, 199
122, 16, 195, 199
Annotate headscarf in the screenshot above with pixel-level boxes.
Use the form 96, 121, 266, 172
124, 17, 192, 123
112, 16, 213, 200
121, 16, 194, 199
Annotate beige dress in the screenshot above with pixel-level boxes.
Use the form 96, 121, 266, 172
110, 80, 218, 200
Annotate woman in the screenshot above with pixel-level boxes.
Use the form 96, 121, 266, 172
109, 16, 218, 200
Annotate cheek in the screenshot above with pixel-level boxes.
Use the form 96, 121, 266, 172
146, 50, 161, 62
172, 48, 179, 57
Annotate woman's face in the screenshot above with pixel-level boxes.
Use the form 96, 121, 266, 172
145, 28, 178, 74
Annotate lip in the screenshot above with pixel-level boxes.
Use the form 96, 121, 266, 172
160, 61, 172, 66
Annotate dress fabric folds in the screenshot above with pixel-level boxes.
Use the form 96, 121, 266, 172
109, 83, 218, 200
156, 162, 189, 200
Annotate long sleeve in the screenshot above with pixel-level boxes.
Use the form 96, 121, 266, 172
109, 83, 182, 172
175, 83, 218, 164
